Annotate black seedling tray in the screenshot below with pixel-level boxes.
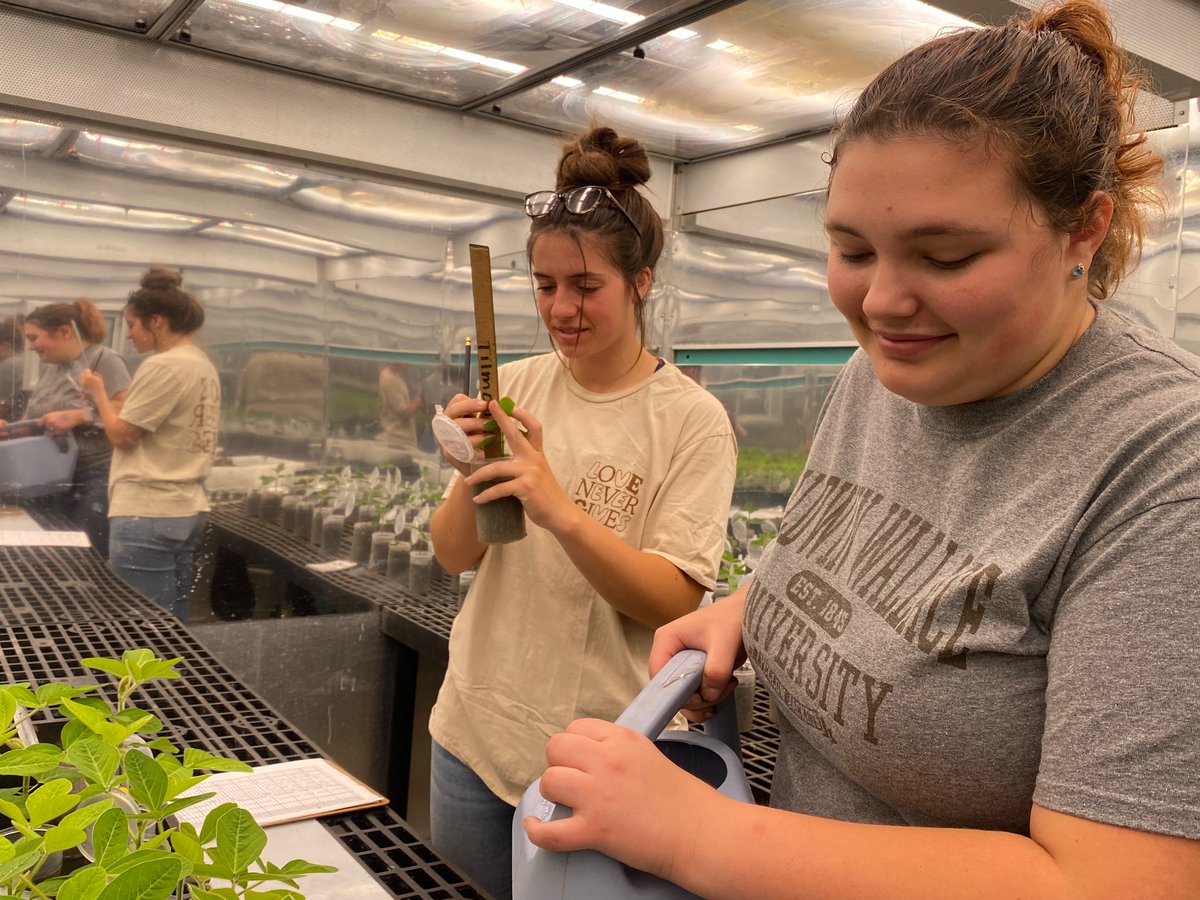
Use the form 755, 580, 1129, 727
325, 806, 487, 899
0, 545, 175, 626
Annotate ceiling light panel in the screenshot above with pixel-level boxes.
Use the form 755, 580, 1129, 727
0, 116, 65, 152
290, 182, 517, 230
0, 0, 174, 31
5, 192, 208, 231
176, 0, 700, 105
492, 0, 976, 159
71, 131, 306, 193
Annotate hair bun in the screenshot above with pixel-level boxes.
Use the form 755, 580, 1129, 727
556, 125, 651, 191
141, 266, 183, 291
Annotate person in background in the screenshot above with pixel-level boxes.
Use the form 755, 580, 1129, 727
523, 2, 1200, 897
377, 361, 421, 452
0, 315, 26, 421
427, 125, 738, 898
13, 300, 131, 552
81, 267, 220, 621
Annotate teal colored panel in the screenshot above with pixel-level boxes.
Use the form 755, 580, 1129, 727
673, 346, 856, 366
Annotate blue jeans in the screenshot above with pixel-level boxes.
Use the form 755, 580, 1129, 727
108, 514, 206, 621
429, 741, 515, 900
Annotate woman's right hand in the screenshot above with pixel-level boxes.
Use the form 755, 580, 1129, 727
435, 393, 491, 476
649, 586, 749, 722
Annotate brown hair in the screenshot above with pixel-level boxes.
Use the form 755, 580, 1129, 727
126, 266, 205, 334
25, 298, 107, 343
527, 125, 664, 344
0, 314, 24, 351
828, 0, 1162, 300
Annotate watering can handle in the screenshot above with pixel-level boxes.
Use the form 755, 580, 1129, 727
544, 650, 739, 824
614, 649, 708, 738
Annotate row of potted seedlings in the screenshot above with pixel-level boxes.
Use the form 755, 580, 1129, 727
235, 465, 471, 600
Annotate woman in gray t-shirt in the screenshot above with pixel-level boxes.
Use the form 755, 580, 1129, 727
18, 298, 131, 552
519, 2, 1199, 897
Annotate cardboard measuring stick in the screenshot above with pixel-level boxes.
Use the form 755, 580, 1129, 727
469, 243, 504, 458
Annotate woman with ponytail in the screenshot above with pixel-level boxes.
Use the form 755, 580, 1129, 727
81, 267, 220, 621
427, 125, 737, 897
17, 298, 131, 552
524, 2, 1199, 896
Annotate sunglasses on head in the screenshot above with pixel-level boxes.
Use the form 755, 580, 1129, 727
523, 185, 643, 238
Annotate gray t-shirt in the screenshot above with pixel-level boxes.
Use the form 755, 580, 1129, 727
744, 304, 1200, 840
25, 344, 132, 468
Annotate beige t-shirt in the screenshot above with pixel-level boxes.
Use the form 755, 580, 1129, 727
108, 344, 220, 517
429, 354, 738, 804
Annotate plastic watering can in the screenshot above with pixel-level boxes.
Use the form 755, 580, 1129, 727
512, 649, 754, 899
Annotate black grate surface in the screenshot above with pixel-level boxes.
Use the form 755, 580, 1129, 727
0, 620, 319, 766
0, 544, 175, 626
209, 503, 461, 646
740, 683, 780, 804
325, 808, 488, 899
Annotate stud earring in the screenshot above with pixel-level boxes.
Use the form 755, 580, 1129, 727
1072, 264, 1086, 278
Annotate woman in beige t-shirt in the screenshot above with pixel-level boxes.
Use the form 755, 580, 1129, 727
82, 267, 220, 621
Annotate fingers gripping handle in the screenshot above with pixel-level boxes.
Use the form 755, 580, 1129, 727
543, 650, 707, 825
613, 649, 707, 739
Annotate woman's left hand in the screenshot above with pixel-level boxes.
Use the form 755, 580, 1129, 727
39, 409, 81, 435
524, 718, 717, 884
465, 399, 577, 533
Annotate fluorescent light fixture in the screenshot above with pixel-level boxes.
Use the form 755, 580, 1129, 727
372, 31, 526, 75
667, 27, 698, 40
205, 221, 360, 257
593, 85, 646, 104
554, 0, 643, 26
229, 0, 359, 30
9, 194, 206, 232
0, 117, 63, 151
551, 75, 584, 88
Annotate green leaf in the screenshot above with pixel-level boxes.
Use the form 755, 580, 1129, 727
159, 792, 215, 818
169, 827, 203, 865
60, 797, 114, 832
0, 747, 61, 777
181, 750, 252, 774
0, 849, 41, 883
114, 708, 164, 736
199, 803, 238, 844
61, 699, 119, 742
41, 823, 87, 854
0, 683, 38, 708
187, 861, 236, 881
80, 658, 129, 679
123, 749, 167, 812
56, 865, 108, 900
66, 738, 120, 789
121, 650, 157, 680
164, 767, 208, 801
0, 797, 26, 827
36, 683, 95, 707
188, 887, 238, 900
0, 693, 15, 731
105, 848, 176, 876
91, 806, 132, 868
94, 855, 182, 900
212, 807, 266, 873
271, 859, 338, 876
136, 660, 181, 683
26, 778, 78, 827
